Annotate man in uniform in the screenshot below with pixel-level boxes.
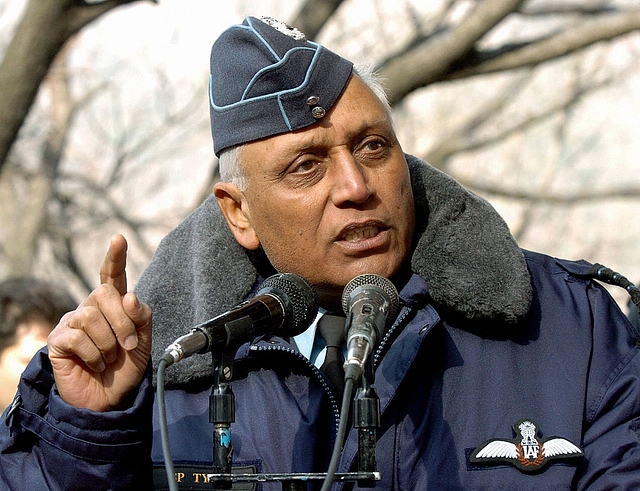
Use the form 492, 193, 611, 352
1, 16, 639, 490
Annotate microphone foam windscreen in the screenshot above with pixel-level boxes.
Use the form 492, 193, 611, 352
260, 273, 319, 336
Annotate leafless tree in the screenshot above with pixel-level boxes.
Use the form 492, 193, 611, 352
0, 0, 158, 172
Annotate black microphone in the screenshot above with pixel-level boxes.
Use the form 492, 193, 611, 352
161, 273, 319, 366
341, 274, 400, 381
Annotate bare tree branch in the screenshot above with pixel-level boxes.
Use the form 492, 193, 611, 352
61, 235, 94, 294
446, 9, 640, 80
58, 172, 158, 257
424, 70, 533, 169
66, 0, 158, 35
518, 3, 615, 16
459, 179, 640, 203
378, 0, 527, 104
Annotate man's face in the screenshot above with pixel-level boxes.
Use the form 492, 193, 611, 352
215, 75, 415, 307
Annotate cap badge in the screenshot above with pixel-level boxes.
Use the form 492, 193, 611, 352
260, 16, 306, 41
470, 419, 583, 472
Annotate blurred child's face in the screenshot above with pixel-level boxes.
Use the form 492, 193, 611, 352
0, 322, 50, 412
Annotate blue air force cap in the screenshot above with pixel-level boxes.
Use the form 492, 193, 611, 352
209, 16, 354, 156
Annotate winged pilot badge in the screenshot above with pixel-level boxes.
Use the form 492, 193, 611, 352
470, 419, 583, 472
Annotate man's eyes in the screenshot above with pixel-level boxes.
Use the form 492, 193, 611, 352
282, 136, 391, 181
292, 159, 319, 173
361, 137, 387, 153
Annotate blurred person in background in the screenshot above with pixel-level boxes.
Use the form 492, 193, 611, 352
0, 277, 76, 413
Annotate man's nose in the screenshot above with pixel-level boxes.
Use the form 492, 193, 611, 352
329, 152, 373, 206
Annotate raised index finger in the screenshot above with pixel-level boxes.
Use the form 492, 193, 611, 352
99, 234, 128, 295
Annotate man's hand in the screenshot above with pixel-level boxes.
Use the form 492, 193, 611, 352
48, 234, 152, 411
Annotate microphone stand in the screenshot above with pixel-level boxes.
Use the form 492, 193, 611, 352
206, 343, 381, 490
352, 360, 380, 487
210, 351, 235, 489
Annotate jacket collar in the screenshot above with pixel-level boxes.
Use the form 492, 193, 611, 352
406, 154, 532, 324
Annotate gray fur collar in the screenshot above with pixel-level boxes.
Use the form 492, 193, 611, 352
135, 154, 532, 388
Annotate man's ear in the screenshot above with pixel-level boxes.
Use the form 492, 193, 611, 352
213, 182, 260, 250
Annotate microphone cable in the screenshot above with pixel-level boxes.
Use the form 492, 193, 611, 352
588, 263, 640, 334
157, 358, 179, 491
589, 263, 640, 309
320, 376, 355, 491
